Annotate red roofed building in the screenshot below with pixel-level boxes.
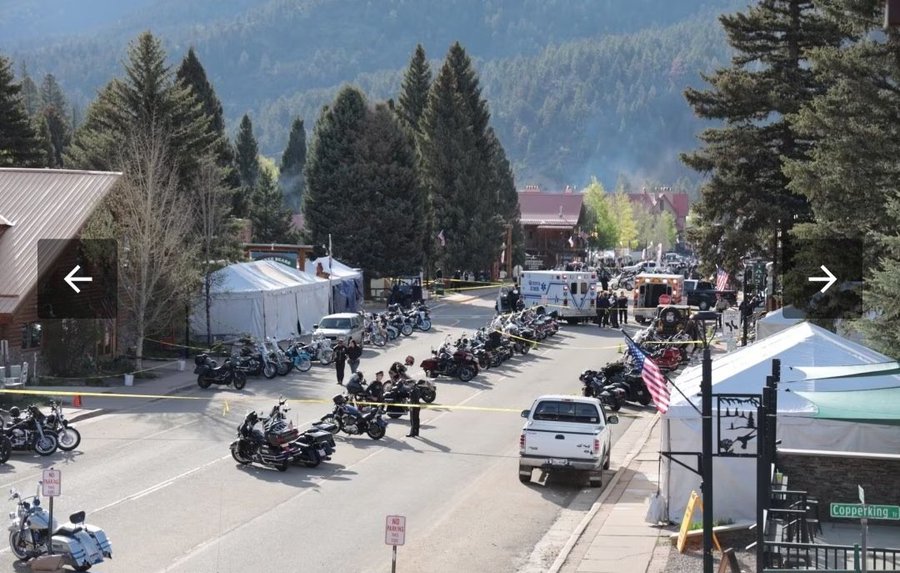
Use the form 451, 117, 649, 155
626, 188, 691, 233
517, 184, 586, 269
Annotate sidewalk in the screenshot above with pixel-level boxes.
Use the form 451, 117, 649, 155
552, 413, 669, 573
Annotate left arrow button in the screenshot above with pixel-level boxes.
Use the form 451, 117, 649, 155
64, 265, 93, 293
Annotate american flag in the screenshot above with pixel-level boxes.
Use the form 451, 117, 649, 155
624, 336, 670, 414
716, 267, 730, 292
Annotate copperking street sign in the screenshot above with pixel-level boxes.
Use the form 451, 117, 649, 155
830, 503, 900, 520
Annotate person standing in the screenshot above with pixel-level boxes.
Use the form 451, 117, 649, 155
617, 291, 629, 325
333, 339, 347, 385
347, 339, 362, 373
597, 291, 611, 327
406, 382, 421, 438
715, 294, 729, 330
609, 292, 620, 328
600, 268, 610, 292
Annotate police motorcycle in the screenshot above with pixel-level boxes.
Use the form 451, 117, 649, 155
230, 410, 295, 471
0, 406, 58, 456
8, 483, 112, 571
319, 382, 388, 440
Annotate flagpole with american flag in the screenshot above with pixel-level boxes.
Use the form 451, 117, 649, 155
716, 266, 730, 292
621, 331, 701, 415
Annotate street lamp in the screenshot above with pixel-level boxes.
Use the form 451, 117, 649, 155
691, 310, 717, 573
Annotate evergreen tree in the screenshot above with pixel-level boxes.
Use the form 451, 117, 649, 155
39, 74, 67, 113
176, 47, 240, 208
279, 117, 306, 212
304, 86, 369, 260
66, 32, 213, 177
396, 44, 432, 133
18, 64, 39, 117
418, 43, 503, 274
250, 166, 294, 243
233, 114, 259, 217
38, 75, 71, 168
0, 55, 45, 167
681, 0, 844, 272
488, 128, 524, 266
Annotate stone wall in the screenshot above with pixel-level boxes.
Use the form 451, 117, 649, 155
777, 451, 900, 525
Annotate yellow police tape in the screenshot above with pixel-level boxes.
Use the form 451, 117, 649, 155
0, 389, 523, 413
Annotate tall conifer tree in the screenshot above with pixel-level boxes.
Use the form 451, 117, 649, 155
396, 44, 432, 134
0, 55, 44, 167
279, 117, 307, 212
233, 114, 259, 217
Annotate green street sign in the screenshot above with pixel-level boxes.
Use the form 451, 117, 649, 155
830, 503, 900, 520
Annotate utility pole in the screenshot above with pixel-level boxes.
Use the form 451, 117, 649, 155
701, 340, 714, 573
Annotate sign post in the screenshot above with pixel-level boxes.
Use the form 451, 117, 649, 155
41, 468, 61, 555
385, 515, 406, 573
860, 486, 867, 573
828, 487, 900, 573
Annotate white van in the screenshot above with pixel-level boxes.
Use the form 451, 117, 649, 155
518, 270, 598, 323
313, 313, 364, 345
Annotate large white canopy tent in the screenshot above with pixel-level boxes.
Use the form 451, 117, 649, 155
755, 305, 804, 340
660, 322, 900, 523
304, 257, 364, 313
191, 260, 330, 341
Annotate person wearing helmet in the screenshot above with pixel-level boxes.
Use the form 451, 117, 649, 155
346, 370, 365, 397
389, 356, 415, 383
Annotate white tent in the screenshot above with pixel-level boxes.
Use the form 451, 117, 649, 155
756, 305, 804, 340
661, 322, 900, 523
304, 257, 364, 313
191, 260, 330, 341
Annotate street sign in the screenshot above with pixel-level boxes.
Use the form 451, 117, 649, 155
385, 515, 406, 546
830, 503, 900, 520
41, 468, 61, 497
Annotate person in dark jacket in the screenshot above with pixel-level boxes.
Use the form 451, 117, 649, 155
406, 383, 421, 438
333, 339, 347, 385
617, 291, 629, 325
346, 339, 362, 373
597, 291, 611, 327
609, 292, 619, 328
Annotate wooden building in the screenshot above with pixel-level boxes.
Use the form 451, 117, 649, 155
517, 184, 586, 269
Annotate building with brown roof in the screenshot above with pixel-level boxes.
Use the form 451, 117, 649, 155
0, 168, 120, 365
517, 184, 586, 269
626, 187, 691, 233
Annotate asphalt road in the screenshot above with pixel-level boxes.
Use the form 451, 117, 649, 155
0, 293, 646, 573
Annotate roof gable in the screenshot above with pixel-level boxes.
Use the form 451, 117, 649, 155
518, 190, 584, 225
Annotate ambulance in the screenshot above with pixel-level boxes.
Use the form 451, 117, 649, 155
518, 270, 598, 323
632, 272, 684, 324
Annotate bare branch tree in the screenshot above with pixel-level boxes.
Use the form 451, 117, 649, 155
111, 123, 198, 370
192, 154, 237, 345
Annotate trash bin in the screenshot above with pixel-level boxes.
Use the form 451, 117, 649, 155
124, 374, 134, 386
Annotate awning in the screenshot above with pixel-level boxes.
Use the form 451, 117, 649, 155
536, 225, 575, 230
787, 362, 900, 381
793, 386, 900, 426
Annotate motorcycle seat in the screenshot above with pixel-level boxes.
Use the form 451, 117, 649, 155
55, 523, 84, 536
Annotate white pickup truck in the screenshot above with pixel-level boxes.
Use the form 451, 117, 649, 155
518, 395, 618, 487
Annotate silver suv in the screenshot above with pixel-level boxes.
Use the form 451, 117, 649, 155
313, 313, 364, 346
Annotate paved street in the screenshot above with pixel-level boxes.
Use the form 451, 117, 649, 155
0, 294, 649, 572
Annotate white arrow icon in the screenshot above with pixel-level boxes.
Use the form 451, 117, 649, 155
808, 265, 837, 294
64, 265, 93, 293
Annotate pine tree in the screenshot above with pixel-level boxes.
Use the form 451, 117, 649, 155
0, 55, 45, 167
38, 75, 71, 168
396, 44, 432, 133
18, 64, 39, 117
681, 0, 844, 273
66, 32, 213, 177
418, 43, 503, 274
39, 74, 67, 113
304, 86, 370, 260
233, 114, 259, 217
279, 117, 306, 213
176, 47, 240, 206
250, 166, 294, 243
488, 128, 525, 266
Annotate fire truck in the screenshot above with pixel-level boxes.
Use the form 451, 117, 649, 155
632, 272, 685, 324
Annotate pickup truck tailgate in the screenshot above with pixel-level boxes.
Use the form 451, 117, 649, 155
522, 421, 599, 460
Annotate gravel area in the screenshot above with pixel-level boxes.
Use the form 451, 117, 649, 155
663, 544, 758, 573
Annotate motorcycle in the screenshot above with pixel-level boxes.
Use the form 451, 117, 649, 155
194, 354, 247, 390
362, 320, 387, 347
320, 395, 387, 440
234, 339, 277, 379
284, 342, 313, 373
602, 361, 653, 406
410, 304, 432, 331
0, 406, 58, 456
8, 483, 112, 571
229, 411, 295, 471
43, 400, 81, 452
262, 399, 334, 468
419, 344, 478, 382
266, 338, 293, 376
304, 335, 334, 365
579, 370, 625, 412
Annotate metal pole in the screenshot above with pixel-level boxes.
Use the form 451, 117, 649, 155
392, 545, 397, 573
861, 515, 868, 573
755, 400, 767, 573
702, 343, 714, 573
48, 496, 53, 555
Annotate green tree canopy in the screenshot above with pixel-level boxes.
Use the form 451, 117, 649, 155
582, 177, 618, 249
250, 165, 294, 243
396, 44, 432, 134
0, 55, 45, 167
279, 117, 306, 213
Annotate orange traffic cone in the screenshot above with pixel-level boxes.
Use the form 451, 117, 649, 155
72, 394, 82, 408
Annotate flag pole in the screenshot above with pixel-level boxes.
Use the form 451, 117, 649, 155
620, 329, 702, 416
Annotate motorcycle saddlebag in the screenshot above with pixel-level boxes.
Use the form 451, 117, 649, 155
83, 523, 112, 558
267, 428, 300, 446
304, 429, 336, 449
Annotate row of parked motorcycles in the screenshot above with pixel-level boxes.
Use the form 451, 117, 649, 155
0, 400, 81, 461
361, 303, 432, 346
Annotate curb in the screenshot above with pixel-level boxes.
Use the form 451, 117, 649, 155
547, 413, 661, 573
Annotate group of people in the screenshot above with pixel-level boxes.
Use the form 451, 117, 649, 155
333, 345, 423, 438
596, 291, 629, 328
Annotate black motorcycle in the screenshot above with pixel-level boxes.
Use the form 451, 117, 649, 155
229, 411, 293, 471
195, 354, 247, 390
0, 406, 58, 456
601, 361, 652, 406
320, 395, 387, 440
42, 400, 81, 451
579, 370, 625, 412
263, 399, 335, 467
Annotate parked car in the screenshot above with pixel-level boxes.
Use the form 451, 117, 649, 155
313, 313, 365, 346
683, 280, 737, 310
518, 394, 618, 487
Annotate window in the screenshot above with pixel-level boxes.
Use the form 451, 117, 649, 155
570, 282, 577, 293
319, 318, 352, 329
533, 401, 600, 424
580, 282, 588, 295
21, 322, 41, 349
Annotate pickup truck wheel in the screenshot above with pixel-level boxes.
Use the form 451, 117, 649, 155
588, 472, 603, 488
518, 466, 531, 484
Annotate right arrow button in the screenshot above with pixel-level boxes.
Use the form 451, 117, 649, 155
808, 265, 837, 293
